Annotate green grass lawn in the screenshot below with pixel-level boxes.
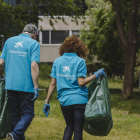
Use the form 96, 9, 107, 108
3, 79, 140, 140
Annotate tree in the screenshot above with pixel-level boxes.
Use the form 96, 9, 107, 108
81, 0, 125, 77
109, 0, 139, 99
0, 0, 84, 47
0, 1, 36, 48
81, 0, 140, 99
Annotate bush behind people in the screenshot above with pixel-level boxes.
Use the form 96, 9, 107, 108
39, 63, 52, 80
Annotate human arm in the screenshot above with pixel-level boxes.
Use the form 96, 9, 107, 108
31, 42, 40, 89
31, 61, 39, 101
78, 74, 96, 87
43, 77, 56, 117
0, 59, 5, 78
45, 59, 57, 103
31, 61, 39, 89
78, 69, 105, 87
45, 77, 56, 103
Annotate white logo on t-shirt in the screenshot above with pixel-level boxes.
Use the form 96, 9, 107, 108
15, 42, 23, 48
63, 66, 70, 72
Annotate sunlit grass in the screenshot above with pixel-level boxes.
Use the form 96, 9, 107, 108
24, 106, 140, 140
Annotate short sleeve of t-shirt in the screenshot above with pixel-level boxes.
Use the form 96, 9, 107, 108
50, 60, 56, 79
31, 42, 40, 63
77, 59, 87, 78
0, 41, 7, 60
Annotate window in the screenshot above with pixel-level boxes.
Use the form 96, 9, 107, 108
42, 31, 69, 44
72, 30, 80, 37
51, 31, 69, 44
42, 31, 49, 44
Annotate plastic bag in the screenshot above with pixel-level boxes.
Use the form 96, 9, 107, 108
0, 78, 12, 139
84, 69, 113, 136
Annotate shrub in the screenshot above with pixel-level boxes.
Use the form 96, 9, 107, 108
39, 63, 52, 80
134, 65, 140, 88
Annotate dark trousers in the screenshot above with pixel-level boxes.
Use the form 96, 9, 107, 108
7, 90, 34, 140
61, 104, 86, 140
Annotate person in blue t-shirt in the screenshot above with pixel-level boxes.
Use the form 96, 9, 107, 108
43, 35, 105, 140
0, 24, 40, 140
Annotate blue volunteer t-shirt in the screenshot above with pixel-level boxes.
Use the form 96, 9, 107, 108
0, 34, 40, 93
50, 53, 88, 106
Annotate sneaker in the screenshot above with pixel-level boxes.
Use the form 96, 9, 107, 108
6, 133, 14, 140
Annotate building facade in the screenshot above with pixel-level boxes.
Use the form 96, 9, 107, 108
38, 16, 89, 62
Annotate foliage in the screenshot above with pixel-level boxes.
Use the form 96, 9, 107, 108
81, 0, 140, 98
0, 0, 37, 47
19, 0, 85, 28
39, 63, 52, 80
81, 0, 125, 70
81, 0, 140, 72
134, 53, 140, 87
0, 0, 85, 47
19, 0, 83, 17
108, 78, 123, 85
134, 67, 140, 88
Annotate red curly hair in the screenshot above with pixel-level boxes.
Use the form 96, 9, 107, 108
59, 35, 89, 58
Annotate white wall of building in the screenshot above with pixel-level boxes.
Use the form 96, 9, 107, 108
38, 16, 89, 62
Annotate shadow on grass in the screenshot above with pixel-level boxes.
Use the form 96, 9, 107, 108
110, 88, 140, 114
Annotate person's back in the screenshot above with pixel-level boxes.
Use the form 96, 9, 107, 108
0, 23, 40, 140
3, 34, 39, 93
53, 53, 88, 106
44, 35, 105, 140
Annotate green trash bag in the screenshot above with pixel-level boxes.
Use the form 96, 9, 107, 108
0, 78, 12, 139
84, 69, 113, 136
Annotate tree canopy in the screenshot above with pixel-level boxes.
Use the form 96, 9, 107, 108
81, 0, 125, 74
0, 0, 84, 47
81, 0, 140, 98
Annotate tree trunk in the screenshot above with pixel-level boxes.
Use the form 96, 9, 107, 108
110, 0, 139, 99
122, 44, 137, 99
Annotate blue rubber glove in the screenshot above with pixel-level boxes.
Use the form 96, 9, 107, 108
43, 104, 50, 117
94, 69, 105, 79
31, 89, 39, 101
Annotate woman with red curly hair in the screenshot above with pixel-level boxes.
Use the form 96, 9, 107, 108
43, 35, 105, 140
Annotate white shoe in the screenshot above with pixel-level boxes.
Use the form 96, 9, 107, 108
6, 133, 14, 140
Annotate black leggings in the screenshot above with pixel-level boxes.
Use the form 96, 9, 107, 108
61, 104, 86, 140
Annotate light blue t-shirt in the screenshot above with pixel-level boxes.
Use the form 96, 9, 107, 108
50, 53, 88, 106
0, 34, 40, 93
